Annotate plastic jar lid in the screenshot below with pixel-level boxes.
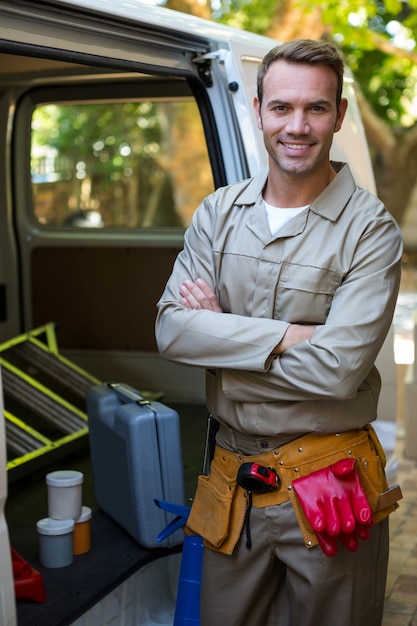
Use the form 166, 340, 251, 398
75, 506, 92, 524
37, 518, 75, 536
46, 470, 84, 487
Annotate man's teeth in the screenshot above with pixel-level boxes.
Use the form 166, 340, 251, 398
284, 143, 308, 149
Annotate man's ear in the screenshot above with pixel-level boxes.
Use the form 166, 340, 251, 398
334, 97, 348, 133
254, 96, 263, 130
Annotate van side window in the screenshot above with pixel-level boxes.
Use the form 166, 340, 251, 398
31, 96, 214, 229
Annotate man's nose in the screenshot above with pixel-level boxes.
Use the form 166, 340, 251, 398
286, 111, 309, 134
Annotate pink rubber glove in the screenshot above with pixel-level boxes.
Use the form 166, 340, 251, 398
292, 457, 373, 556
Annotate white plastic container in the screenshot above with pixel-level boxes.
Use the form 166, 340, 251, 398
37, 518, 75, 568
46, 470, 83, 520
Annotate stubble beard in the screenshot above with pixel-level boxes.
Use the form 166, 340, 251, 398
267, 138, 329, 179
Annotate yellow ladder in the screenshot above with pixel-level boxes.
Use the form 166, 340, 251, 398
1, 323, 100, 481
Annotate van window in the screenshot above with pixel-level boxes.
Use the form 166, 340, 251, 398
31, 97, 214, 229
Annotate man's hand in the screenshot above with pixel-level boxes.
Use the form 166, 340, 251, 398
272, 324, 316, 354
179, 279, 316, 354
179, 278, 223, 312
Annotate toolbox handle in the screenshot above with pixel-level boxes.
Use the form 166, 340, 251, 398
107, 382, 146, 404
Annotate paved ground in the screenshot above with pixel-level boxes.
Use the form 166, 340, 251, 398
383, 432, 417, 626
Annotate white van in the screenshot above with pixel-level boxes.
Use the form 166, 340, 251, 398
0, 1, 396, 624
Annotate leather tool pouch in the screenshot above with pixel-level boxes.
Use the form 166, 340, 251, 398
187, 425, 401, 555
186, 446, 248, 555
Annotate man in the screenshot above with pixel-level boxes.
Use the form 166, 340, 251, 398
155, 39, 403, 626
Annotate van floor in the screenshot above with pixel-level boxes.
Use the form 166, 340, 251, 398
6, 405, 417, 626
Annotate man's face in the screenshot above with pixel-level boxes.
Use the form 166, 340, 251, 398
254, 60, 347, 177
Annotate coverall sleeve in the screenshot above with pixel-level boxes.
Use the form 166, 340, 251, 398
222, 216, 403, 402
156, 196, 289, 372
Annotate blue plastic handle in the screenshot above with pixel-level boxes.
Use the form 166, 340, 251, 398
154, 498, 191, 541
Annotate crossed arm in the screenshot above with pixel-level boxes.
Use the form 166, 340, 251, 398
179, 278, 316, 355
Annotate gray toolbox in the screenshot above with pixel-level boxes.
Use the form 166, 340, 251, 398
86, 382, 185, 548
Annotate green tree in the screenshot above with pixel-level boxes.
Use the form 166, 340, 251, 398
32, 102, 173, 226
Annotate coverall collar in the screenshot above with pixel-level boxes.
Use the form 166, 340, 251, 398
234, 161, 356, 223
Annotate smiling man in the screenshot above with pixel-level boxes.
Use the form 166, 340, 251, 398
156, 39, 403, 626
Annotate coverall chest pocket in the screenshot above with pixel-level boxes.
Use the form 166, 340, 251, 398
274, 262, 341, 323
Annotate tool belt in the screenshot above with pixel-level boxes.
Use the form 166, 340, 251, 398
186, 425, 400, 555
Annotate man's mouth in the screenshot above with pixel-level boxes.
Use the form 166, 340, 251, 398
282, 142, 309, 150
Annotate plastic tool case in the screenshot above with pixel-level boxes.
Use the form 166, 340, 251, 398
86, 382, 186, 548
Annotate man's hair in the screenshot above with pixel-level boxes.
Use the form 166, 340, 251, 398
257, 39, 344, 108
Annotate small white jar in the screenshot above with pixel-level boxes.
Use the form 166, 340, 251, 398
46, 470, 83, 520
37, 518, 75, 568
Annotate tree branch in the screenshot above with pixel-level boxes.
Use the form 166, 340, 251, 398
371, 32, 417, 64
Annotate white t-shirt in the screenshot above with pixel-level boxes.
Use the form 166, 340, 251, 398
264, 201, 309, 237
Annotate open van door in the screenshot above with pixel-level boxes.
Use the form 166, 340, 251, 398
0, 368, 16, 626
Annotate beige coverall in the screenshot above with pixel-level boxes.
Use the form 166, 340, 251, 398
155, 162, 403, 626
